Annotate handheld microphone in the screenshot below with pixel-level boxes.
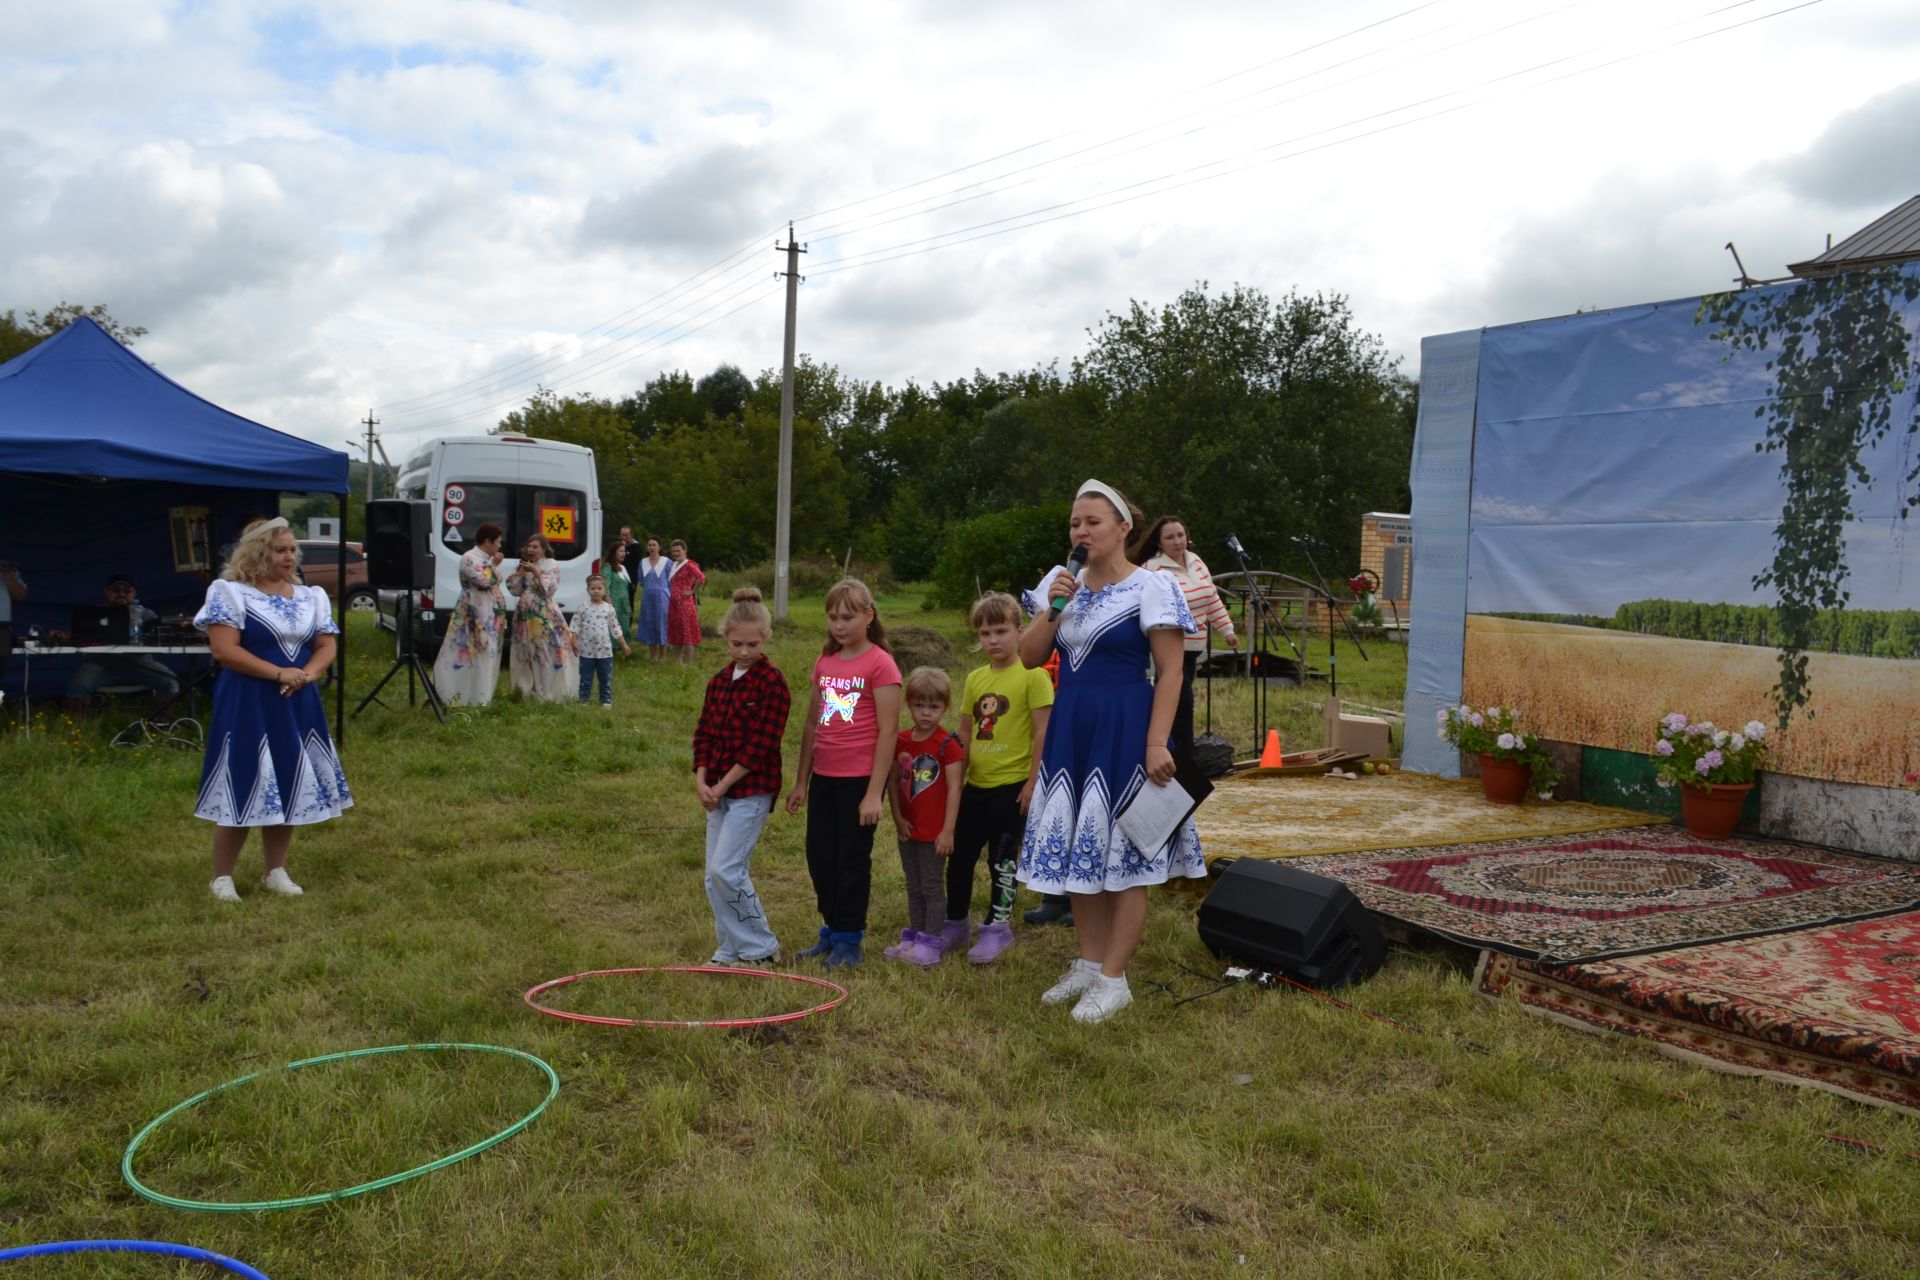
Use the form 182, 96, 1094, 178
1049, 544, 1090, 620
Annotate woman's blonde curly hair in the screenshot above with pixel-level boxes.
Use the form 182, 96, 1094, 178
221, 518, 298, 584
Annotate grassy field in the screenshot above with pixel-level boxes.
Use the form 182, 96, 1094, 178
1464, 615, 1920, 788
3, 591, 1917, 1278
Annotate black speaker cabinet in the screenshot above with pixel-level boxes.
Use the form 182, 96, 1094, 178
1197, 859, 1385, 990
365, 499, 435, 591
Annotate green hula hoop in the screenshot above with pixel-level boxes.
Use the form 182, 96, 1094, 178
122, 1042, 560, 1213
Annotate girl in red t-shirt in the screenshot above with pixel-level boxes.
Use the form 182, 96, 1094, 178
786, 578, 902, 968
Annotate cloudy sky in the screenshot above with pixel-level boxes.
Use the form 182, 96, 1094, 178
4, 0, 1915, 457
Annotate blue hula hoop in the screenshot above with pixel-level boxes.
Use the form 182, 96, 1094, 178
0, 1239, 270, 1277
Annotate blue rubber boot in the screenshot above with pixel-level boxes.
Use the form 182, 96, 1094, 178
796, 925, 833, 961
824, 929, 865, 969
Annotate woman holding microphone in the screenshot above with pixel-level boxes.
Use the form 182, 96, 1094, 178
1017, 480, 1206, 1023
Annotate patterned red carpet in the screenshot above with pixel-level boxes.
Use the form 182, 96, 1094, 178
1298, 826, 1920, 962
1477, 913, 1920, 1114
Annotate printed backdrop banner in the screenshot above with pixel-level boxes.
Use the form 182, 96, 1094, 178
1455, 271, 1920, 788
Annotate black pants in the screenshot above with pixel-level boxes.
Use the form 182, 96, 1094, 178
948, 782, 1023, 925
806, 774, 877, 933
1170, 650, 1198, 757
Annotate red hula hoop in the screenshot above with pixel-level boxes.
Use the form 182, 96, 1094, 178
523, 965, 848, 1029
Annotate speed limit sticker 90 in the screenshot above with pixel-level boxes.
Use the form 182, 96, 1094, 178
444, 484, 466, 504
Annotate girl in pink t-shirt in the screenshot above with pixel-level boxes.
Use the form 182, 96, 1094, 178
786, 578, 903, 968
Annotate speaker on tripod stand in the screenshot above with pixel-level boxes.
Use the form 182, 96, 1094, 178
353, 499, 445, 723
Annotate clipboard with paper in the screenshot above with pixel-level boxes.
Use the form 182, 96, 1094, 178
1114, 749, 1214, 856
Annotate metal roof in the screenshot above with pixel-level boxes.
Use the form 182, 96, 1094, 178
1788, 194, 1920, 277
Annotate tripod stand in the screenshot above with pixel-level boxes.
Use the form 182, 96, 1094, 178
353, 594, 447, 723
1290, 536, 1369, 699
1221, 534, 1308, 751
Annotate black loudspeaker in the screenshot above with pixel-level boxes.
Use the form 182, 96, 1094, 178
365, 499, 435, 591
1197, 859, 1385, 990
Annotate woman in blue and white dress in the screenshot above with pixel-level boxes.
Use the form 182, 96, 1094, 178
193, 519, 352, 902
1018, 479, 1205, 1023
633, 536, 672, 661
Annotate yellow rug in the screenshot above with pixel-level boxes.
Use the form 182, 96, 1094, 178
1196, 770, 1657, 866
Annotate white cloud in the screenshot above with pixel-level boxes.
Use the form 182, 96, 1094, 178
2, 0, 1917, 449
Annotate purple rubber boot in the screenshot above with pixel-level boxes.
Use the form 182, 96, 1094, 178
882, 929, 915, 961
933, 918, 973, 955
967, 921, 1016, 964
903, 930, 945, 967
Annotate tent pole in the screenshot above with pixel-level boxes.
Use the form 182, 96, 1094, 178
336, 491, 347, 743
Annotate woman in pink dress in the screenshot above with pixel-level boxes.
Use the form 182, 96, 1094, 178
666, 538, 706, 665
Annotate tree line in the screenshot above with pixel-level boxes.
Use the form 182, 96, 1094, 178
497, 283, 1417, 601
1485, 600, 1920, 660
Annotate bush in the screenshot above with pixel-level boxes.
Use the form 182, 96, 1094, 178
928, 502, 1072, 610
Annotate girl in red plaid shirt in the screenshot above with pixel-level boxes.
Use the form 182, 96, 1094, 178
691, 588, 791, 967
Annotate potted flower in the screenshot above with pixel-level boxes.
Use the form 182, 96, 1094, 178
1651, 712, 1768, 839
1438, 704, 1562, 804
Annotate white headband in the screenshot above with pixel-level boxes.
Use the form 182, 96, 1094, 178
1076, 479, 1132, 528
241, 517, 290, 542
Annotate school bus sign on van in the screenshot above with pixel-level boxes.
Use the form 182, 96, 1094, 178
539, 505, 577, 543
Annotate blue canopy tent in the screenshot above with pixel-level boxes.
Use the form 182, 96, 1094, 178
0, 317, 353, 733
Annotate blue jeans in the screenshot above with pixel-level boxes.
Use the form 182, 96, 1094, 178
577, 656, 612, 705
65, 656, 180, 702
705, 793, 779, 963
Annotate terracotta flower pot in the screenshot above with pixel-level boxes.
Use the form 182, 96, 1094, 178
1680, 782, 1753, 839
1477, 753, 1531, 805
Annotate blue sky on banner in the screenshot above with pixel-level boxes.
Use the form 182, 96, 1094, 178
1466, 274, 1920, 615
2, 0, 1917, 450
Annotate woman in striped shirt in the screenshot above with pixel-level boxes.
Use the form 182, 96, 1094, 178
1137, 515, 1236, 755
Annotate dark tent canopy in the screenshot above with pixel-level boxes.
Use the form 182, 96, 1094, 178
0, 318, 351, 715
0, 317, 347, 491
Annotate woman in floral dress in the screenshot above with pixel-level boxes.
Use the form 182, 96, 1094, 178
666, 537, 706, 665
433, 522, 508, 706
507, 534, 578, 700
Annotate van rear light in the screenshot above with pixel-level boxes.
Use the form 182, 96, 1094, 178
418, 591, 434, 609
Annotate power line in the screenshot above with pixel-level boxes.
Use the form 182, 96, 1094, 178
810, 0, 1811, 279
800, 0, 1593, 250
388, 282, 784, 437
375, 229, 777, 415
789, 0, 1450, 229
379, 253, 774, 421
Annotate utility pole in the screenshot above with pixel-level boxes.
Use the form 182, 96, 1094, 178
773, 223, 807, 621
361, 410, 381, 501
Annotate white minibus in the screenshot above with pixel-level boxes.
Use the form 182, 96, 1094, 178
390, 434, 603, 654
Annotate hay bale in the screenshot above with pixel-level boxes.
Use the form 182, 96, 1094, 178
888, 624, 956, 675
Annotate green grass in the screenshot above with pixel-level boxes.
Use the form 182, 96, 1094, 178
2, 590, 1916, 1278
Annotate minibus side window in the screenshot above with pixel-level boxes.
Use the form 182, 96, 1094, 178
441, 482, 512, 550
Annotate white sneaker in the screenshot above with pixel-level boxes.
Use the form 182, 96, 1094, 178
1040, 958, 1101, 1006
262, 867, 304, 896
210, 875, 241, 903
1071, 974, 1133, 1024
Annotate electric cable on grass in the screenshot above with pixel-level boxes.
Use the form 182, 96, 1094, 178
1184, 954, 1918, 1164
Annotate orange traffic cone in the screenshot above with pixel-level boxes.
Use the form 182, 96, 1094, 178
1260, 729, 1284, 768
